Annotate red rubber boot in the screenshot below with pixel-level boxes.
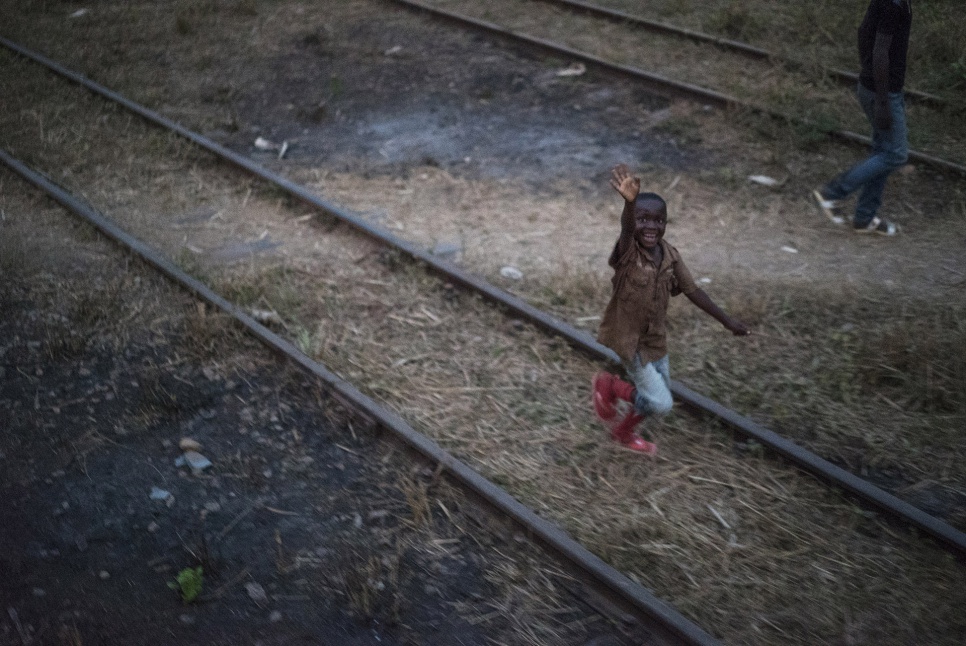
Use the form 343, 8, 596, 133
610, 410, 657, 455
592, 372, 636, 423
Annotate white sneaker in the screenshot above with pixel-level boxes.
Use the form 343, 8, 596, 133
812, 189, 845, 225
854, 216, 898, 236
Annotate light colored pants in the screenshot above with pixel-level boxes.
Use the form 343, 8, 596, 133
626, 354, 673, 417
823, 84, 909, 226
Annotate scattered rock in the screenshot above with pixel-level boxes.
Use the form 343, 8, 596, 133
499, 266, 523, 280
246, 581, 268, 605
179, 613, 195, 625
384, 45, 403, 56
250, 309, 284, 326
150, 487, 173, 502
269, 610, 283, 623
204, 502, 221, 513
183, 451, 213, 474
748, 174, 781, 187
556, 62, 586, 77
98, 570, 110, 580
431, 241, 462, 259
147, 521, 160, 533
179, 438, 202, 452
254, 136, 277, 151
32, 588, 46, 597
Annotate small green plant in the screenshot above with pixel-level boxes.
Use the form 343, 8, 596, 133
168, 566, 204, 603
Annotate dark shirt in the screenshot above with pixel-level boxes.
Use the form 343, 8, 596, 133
858, 0, 912, 93
597, 239, 698, 364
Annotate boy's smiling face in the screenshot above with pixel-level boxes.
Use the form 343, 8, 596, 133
633, 198, 667, 249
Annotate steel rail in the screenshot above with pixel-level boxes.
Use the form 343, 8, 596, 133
0, 147, 719, 646
383, 0, 966, 177
533, 0, 946, 107
2, 37, 966, 558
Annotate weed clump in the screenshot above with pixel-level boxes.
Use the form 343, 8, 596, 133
169, 566, 204, 603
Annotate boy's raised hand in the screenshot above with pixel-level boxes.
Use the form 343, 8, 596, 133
610, 164, 640, 203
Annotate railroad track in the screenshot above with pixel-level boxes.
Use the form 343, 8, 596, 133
0, 147, 718, 645
383, 0, 966, 176
2, 13, 966, 642
533, 0, 946, 107
2, 35, 963, 559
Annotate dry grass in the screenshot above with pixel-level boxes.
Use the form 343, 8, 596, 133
208, 252, 966, 644
2, 86, 964, 646
572, 0, 966, 99
427, 0, 966, 163
663, 277, 966, 483
1, 182, 620, 646
3, 3, 966, 643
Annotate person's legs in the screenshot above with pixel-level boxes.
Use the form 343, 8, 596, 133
592, 356, 670, 454
819, 85, 907, 231
854, 91, 907, 228
591, 371, 634, 422
627, 354, 673, 417
653, 355, 671, 393
603, 354, 669, 455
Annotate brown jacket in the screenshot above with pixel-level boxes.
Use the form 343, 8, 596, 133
597, 238, 698, 364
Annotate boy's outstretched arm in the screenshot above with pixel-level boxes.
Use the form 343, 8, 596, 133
686, 289, 751, 336
609, 164, 639, 264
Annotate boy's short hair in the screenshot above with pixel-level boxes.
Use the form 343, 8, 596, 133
635, 192, 667, 211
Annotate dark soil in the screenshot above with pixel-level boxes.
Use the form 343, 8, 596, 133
0, 206, 619, 645
187, 6, 703, 185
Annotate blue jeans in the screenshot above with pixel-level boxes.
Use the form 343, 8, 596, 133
626, 354, 673, 417
823, 84, 908, 226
